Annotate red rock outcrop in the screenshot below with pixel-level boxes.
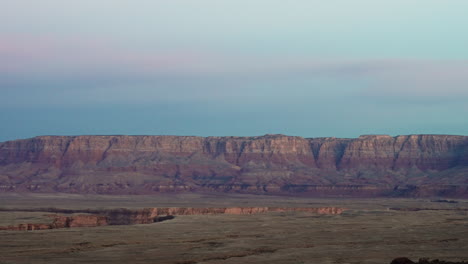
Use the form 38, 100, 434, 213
0, 214, 107, 231
104, 206, 345, 225
51, 214, 108, 228
147, 206, 344, 217
0, 207, 344, 230
0, 223, 52, 231
1, 134, 467, 197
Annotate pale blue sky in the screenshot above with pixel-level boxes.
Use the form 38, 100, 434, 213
1, 0, 467, 141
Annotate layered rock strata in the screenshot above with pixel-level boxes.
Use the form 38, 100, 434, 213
0, 214, 107, 231
0, 206, 344, 230
0, 134, 467, 197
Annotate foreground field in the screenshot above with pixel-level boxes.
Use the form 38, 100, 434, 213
0, 193, 467, 264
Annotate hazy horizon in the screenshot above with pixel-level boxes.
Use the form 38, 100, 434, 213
2, 0, 468, 142
3, 132, 468, 143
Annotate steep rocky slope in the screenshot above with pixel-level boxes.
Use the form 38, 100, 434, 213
0, 134, 467, 197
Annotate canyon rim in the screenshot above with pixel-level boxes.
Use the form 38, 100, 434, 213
1, 134, 466, 197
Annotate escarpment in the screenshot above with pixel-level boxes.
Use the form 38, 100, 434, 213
0, 134, 467, 197
0, 206, 344, 230
0, 214, 108, 231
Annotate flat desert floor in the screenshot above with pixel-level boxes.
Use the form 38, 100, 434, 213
0, 193, 467, 264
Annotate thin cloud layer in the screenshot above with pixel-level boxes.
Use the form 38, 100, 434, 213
1, 1, 468, 140
1, 35, 467, 107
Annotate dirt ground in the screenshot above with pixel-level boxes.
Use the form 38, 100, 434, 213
0, 193, 467, 264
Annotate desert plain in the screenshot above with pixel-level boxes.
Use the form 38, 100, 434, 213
0, 193, 467, 264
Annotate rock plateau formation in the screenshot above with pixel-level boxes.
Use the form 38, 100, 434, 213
0, 134, 467, 197
0, 206, 343, 230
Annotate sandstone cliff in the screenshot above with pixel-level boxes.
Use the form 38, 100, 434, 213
0, 207, 344, 230
0, 134, 467, 197
0, 214, 107, 231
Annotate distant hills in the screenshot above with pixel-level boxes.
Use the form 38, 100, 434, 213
1, 134, 467, 197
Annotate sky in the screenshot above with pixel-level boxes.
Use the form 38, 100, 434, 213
1, 0, 468, 142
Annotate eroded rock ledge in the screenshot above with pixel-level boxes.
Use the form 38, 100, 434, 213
1, 134, 467, 197
0, 206, 345, 231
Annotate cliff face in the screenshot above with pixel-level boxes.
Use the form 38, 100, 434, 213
0, 207, 344, 230
0, 134, 467, 197
52, 214, 108, 228
0, 214, 108, 231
